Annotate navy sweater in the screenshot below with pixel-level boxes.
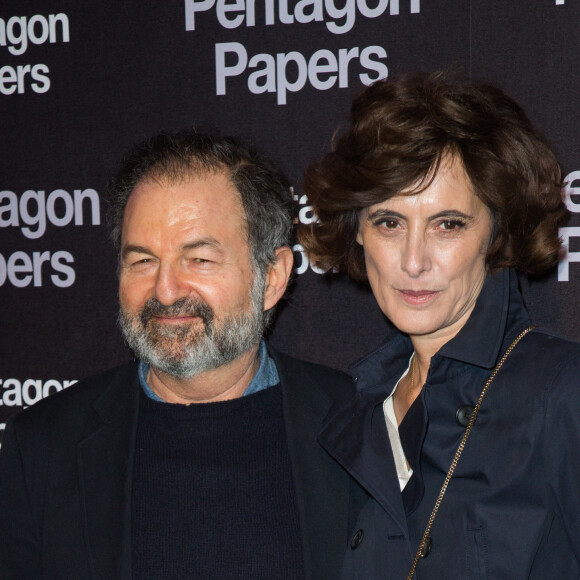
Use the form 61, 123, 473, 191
131, 384, 304, 579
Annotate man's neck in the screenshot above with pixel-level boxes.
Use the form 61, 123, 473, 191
146, 345, 261, 404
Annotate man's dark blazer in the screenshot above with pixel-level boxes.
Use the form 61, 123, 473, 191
0, 347, 366, 580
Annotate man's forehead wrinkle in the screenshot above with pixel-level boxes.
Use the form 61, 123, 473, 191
124, 170, 251, 267
137, 166, 243, 208
124, 173, 249, 248
122, 243, 151, 258
182, 238, 224, 252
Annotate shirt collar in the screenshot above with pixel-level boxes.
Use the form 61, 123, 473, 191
138, 340, 279, 402
244, 340, 280, 395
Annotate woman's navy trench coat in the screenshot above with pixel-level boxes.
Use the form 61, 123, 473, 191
320, 269, 580, 579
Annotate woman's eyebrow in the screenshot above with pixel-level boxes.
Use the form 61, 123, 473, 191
366, 208, 476, 224
427, 210, 474, 222
367, 209, 405, 220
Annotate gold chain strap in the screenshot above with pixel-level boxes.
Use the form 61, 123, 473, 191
406, 325, 536, 580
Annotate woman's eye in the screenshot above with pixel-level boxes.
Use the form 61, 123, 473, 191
439, 219, 465, 231
377, 218, 399, 229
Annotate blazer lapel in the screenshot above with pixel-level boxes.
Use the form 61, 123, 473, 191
272, 349, 365, 580
77, 363, 140, 580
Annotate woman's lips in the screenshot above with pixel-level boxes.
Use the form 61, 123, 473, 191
397, 289, 440, 305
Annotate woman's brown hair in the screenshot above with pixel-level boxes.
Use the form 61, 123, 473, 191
299, 71, 568, 280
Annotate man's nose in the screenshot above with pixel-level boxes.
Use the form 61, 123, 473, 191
153, 263, 191, 305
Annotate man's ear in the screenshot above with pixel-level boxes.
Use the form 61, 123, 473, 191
263, 246, 293, 312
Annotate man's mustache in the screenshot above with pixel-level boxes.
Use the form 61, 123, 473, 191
139, 297, 215, 329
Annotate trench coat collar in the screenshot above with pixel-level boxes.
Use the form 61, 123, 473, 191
437, 268, 507, 368
350, 268, 530, 391
437, 268, 531, 368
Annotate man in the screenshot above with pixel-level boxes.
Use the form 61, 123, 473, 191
0, 131, 364, 579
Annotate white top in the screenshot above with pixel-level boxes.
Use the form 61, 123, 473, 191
382, 356, 414, 491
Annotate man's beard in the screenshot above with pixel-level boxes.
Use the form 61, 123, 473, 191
118, 276, 265, 379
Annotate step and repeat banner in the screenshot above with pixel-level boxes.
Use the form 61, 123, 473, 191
1, 0, 579, 439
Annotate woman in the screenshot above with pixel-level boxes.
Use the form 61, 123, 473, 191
299, 72, 580, 578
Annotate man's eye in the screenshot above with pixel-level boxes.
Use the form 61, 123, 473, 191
132, 258, 152, 266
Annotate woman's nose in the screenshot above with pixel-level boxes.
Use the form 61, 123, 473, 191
401, 233, 431, 278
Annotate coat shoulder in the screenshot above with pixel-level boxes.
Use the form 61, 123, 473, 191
7, 361, 139, 439
524, 328, 580, 371
529, 326, 580, 351
268, 347, 355, 406
514, 328, 580, 405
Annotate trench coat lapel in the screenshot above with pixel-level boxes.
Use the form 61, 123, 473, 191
318, 391, 408, 535
318, 332, 414, 536
77, 363, 140, 580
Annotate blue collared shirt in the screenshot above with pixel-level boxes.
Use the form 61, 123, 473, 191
138, 340, 279, 402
